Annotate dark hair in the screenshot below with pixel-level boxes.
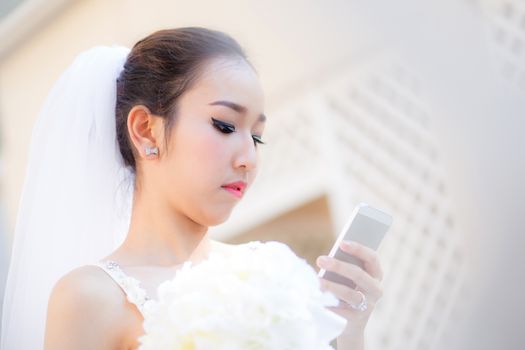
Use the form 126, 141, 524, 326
115, 27, 251, 175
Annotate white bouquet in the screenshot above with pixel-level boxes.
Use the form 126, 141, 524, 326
138, 240, 347, 350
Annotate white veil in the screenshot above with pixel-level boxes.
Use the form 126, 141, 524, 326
1, 45, 134, 349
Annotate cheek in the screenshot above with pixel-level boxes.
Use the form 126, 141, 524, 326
175, 128, 235, 225
175, 127, 229, 188
194, 130, 227, 170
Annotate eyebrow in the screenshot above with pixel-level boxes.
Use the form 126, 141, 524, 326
208, 100, 266, 123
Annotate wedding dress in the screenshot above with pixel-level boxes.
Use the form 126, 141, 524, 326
94, 260, 152, 316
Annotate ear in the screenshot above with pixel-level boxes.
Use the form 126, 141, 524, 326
126, 105, 164, 160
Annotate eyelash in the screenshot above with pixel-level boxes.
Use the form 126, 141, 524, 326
211, 117, 266, 146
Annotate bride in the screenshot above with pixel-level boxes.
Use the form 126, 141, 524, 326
1, 27, 384, 349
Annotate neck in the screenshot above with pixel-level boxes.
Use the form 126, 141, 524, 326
115, 186, 211, 267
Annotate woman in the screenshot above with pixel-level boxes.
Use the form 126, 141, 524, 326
2, 27, 383, 349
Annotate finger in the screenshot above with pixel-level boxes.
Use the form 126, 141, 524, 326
340, 240, 384, 281
319, 277, 365, 307
316, 255, 382, 297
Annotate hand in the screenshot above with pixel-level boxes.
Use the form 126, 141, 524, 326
316, 240, 384, 334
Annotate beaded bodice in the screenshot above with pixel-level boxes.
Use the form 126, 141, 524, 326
94, 260, 151, 315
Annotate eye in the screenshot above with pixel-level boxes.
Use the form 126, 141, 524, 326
252, 135, 266, 147
211, 117, 235, 134
211, 117, 266, 147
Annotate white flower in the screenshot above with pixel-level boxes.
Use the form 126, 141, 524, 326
138, 240, 347, 350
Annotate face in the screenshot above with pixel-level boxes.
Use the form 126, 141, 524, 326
154, 57, 266, 226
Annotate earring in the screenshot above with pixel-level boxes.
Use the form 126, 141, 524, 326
145, 146, 159, 156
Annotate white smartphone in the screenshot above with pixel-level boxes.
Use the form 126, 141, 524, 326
318, 202, 393, 289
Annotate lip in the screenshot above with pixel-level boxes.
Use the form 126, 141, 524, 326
221, 181, 247, 199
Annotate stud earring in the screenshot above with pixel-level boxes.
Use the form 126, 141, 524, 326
145, 146, 159, 156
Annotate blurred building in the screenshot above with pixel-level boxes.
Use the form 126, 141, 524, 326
1, 1, 524, 349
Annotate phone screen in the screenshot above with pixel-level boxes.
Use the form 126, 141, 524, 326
319, 204, 392, 289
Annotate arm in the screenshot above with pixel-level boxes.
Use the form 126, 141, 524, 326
336, 327, 365, 349
44, 267, 124, 350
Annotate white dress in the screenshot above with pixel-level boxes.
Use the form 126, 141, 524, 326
93, 260, 151, 316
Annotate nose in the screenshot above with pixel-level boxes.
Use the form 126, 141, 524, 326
233, 132, 258, 172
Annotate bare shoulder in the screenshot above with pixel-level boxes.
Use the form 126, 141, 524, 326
44, 265, 136, 350
50, 266, 122, 308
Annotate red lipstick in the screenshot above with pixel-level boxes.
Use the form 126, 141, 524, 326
221, 181, 247, 199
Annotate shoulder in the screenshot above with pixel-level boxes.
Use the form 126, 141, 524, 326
49, 265, 123, 311
44, 265, 132, 349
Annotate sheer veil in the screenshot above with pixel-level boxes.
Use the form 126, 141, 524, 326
1, 45, 133, 349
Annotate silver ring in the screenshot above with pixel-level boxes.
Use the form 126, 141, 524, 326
342, 290, 368, 311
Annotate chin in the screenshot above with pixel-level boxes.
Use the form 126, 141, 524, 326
204, 207, 236, 227
207, 213, 232, 227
